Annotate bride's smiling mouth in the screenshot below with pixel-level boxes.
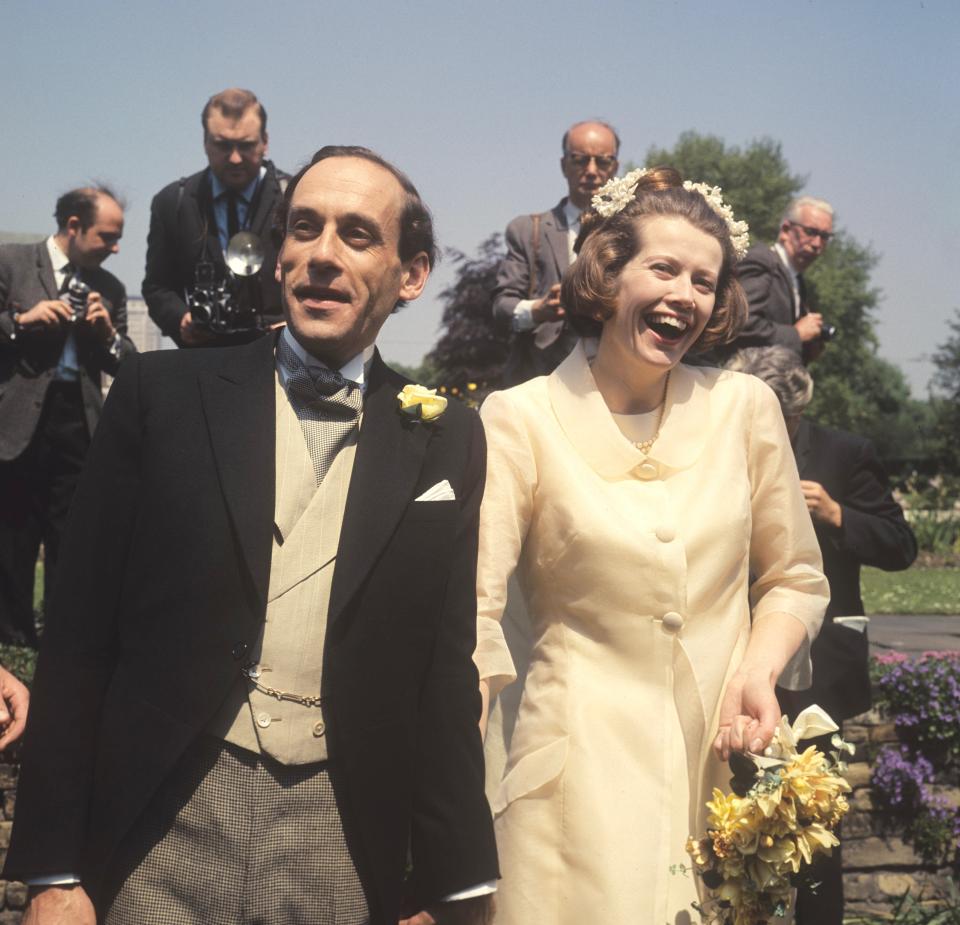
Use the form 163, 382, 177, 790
643, 311, 690, 343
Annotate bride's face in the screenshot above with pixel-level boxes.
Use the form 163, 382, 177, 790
600, 215, 723, 373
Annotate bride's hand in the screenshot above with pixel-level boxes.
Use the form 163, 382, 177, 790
713, 667, 781, 761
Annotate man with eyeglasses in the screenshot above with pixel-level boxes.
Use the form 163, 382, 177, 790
143, 88, 289, 347
493, 120, 620, 385
726, 196, 834, 363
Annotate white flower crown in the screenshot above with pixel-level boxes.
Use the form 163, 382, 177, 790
590, 168, 751, 259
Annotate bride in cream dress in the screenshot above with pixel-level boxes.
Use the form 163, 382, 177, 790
475, 167, 828, 925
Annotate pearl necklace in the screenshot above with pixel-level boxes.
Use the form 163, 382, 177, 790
632, 371, 670, 455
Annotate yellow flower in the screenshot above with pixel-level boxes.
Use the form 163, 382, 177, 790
397, 384, 448, 422
466, 382, 478, 391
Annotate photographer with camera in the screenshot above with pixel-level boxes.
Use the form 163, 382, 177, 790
723, 196, 835, 364
0, 186, 135, 646
143, 88, 288, 348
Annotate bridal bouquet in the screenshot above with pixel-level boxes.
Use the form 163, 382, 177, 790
685, 706, 853, 925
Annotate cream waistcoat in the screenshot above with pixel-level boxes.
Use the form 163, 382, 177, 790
208, 376, 357, 764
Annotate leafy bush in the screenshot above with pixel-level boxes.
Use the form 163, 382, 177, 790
895, 474, 960, 555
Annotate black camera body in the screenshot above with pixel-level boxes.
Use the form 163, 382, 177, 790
821, 323, 838, 342
187, 262, 263, 335
187, 232, 266, 336
65, 277, 91, 321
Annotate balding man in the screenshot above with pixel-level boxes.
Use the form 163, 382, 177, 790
143, 88, 288, 348
493, 120, 620, 385
0, 186, 134, 646
727, 196, 835, 362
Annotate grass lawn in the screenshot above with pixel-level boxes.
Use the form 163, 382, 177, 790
862, 566, 960, 615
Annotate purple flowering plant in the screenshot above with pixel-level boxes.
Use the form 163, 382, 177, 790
871, 651, 960, 764
870, 651, 960, 867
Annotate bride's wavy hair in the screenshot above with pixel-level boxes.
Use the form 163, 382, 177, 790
561, 166, 748, 353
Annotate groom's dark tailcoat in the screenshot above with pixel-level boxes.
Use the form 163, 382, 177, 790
782, 421, 915, 924
782, 418, 917, 724
5, 333, 498, 920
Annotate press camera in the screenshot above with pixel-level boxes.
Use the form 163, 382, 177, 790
65, 277, 91, 320
188, 232, 266, 335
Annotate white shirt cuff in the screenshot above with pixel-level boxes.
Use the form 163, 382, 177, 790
25, 874, 82, 886
441, 880, 497, 901
511, 300, 536, 332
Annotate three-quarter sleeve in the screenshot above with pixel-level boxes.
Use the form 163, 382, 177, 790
746, 379, 829, 689
474, 390, 539, 698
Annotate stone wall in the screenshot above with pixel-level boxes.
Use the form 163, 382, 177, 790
842, 708, 958, 919
0, 714, 955, 921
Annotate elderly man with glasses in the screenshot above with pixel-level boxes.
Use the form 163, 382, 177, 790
724, 196, 835, 363
492, 120, 620, 386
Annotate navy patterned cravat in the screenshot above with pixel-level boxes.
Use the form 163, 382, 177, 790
276, 336, 363, 486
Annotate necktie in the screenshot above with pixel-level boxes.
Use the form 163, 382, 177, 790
276, 337, 363, 486
59, 263, 76, 294
226, 191, 240, 240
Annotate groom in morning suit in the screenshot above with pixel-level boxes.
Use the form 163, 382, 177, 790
8, 147, 498, 925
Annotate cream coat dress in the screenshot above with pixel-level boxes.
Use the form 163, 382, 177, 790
475, 343, 828, 925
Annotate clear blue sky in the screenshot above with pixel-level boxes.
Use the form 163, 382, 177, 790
3, 0, 957, 394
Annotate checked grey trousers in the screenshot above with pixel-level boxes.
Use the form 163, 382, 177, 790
104, 737, 370, 925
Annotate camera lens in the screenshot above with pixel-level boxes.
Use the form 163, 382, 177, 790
821, 323, 837, 342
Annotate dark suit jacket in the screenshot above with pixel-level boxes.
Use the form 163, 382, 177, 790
781, 419, 917, 721
728, 243, 805, 357
492, 198, 579, 385
0, 241, 135, 461
5, 335, 498, 921
142, 161, 287, 346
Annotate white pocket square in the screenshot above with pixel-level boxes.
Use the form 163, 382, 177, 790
415, 480, 456, 502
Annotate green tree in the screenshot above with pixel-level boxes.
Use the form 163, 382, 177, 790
646, 132, 917, 460
644, 132, 804, 243
426, 234, 510, 400
929, 310, 960, 476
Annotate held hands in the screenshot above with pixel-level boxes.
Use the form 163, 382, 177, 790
23, 885, 96, 925
713, 666, 781, 762
0, 666, 28, 750
530, 284, 564, 324
800, 480, 843, 529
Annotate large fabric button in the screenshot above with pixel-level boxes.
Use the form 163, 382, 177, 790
636, 462, 658, 480
312, 721, 326, 738
256, 712, 272, 728
655, 525, 676, 543
662, 611, 685, 633
232, 642, 249, 661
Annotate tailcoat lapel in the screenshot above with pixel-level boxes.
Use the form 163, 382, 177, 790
328, 353, 431, 625
198, 334, 276, 611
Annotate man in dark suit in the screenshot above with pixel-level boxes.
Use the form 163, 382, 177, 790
493, 120, 619, 385
0, 186, 135, 646
8, 146, 497, 925
143, 87, 288, 348
726, 196, 835, 363
732, 346, 917, 925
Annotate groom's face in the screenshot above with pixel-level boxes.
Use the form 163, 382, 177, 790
277, 156, 429, 369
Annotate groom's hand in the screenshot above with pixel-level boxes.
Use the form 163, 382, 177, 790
23, 885, 95, 924
400, 895, 494, 925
